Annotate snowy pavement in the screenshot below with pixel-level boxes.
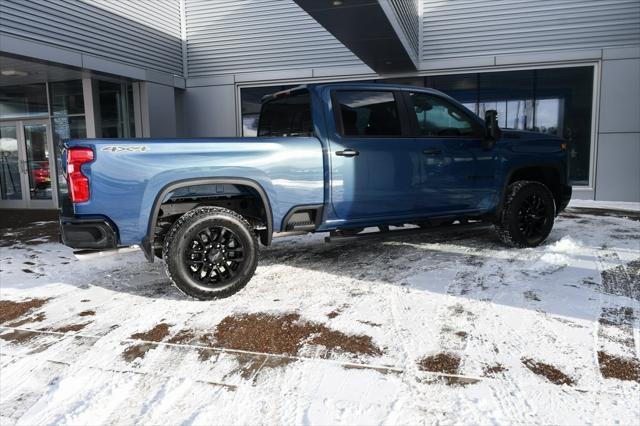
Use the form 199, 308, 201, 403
1, 205, 639, 425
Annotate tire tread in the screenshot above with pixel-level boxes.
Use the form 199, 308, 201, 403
495, 180, 555, 248
163, 206, 258, 300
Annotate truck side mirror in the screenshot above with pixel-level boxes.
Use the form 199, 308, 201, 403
483, 109, 501, 150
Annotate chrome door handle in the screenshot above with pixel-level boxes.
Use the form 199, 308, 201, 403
422, 148, 442, 155
336, 149, 359, 157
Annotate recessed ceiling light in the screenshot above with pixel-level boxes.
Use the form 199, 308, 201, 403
1, 69, 29, 77
331, 0, 344, 6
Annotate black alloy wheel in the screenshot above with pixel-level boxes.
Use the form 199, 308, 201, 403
517, 192, 548, 243
164, 207, 258, 300
185, 226, 245, 285
496, 181, 555, 247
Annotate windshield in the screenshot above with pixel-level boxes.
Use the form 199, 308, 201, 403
257, 91, 313, 137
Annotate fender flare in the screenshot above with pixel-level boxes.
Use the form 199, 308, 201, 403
494, 163, 564, 220
142, 177, 273, 262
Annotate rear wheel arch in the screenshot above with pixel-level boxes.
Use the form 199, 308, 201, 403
144, 178, 273, 261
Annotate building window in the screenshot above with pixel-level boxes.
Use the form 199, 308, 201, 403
478, 70, 534, 131
426, 66, 594, 185
49, 80, 87, 196
96, 81, 135, 138
535, 67, 593, 185
0, 83, 48, 119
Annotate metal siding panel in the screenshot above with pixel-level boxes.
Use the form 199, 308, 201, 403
387, 0, 420, 58
421, 0, 640, 61
595, 133, 640, 202
600, 58, 640, 133
185, 0, 364, 77
0, 0, 183, 76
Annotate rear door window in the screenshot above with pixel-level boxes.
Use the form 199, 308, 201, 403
258, 92, 313, 137
334, 91, 401, 137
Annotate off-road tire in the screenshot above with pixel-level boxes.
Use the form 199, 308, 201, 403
163, 206, 258, 300
496, 180, 556, 248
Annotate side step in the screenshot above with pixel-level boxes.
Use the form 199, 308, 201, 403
324, 222, 491, 243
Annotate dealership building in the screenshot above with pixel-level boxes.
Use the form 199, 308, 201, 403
1, 0, 639, 210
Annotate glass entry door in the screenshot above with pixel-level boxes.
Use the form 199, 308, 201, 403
0, 119, 56, 209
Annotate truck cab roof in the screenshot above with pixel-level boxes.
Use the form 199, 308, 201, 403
261, 82, 450, 103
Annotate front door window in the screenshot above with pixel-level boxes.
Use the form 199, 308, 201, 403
410, 92, 482, 138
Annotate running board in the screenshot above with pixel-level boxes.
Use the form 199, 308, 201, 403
324, 222, 491, 243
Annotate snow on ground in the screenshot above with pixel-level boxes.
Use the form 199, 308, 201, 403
568, 198, 640, 212
1, 205, 639, 425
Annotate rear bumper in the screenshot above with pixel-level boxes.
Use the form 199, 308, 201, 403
60, 217, 118, 250
558, 184, 572, 213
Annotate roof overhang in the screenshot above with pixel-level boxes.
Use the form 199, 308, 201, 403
293, 0, 419, 74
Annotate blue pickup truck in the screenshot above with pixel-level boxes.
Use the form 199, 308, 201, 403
60, 83, 571, 300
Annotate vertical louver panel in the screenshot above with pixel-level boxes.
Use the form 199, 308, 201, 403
421, 0, 640, 60
185, 0, 364, 77
0, 0, 183, 76
384, 0, 420, 61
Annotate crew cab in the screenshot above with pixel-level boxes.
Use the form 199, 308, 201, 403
60, 83, 571, 300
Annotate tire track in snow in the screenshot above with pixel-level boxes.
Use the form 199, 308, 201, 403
594, 249, 639, 383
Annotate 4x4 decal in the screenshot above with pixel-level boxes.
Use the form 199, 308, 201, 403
100, 146, 150, 153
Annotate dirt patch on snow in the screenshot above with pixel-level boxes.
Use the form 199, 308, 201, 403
167, 329, 197, 344
597, 351, 640, 382
54, 323, 89, 333
130, 323, 171, 342
225, 353, 292, 382
121, 324, 172, 362
326, 304, 349, 319
417, 353, 479, 385
0, 329, 39, 343
522, 358, 574, 385
122, 343, 156, 362
78, 310, 95, 317
213, 312, 382, 357
7, 312, 46, 327
483, 364, 507, 376
0, 298, 48, 324
327, 310, 341, 319
358, 320, 382, 327
418, 353, 460, 375
198, 348, 216, 362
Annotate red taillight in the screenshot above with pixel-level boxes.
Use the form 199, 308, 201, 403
67, 147, 94, 203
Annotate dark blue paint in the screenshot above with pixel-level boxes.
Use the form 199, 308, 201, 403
64, 83, 569, 247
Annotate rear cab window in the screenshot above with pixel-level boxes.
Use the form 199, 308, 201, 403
258, 91, 313, 137
334, 90, 402, 137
